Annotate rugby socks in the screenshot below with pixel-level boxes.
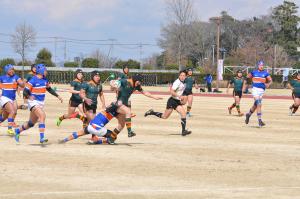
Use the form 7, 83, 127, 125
7, 118, 14, 130
291, 104, 299, 113
111, 128, 120, 140
70, 112, 86, 122
236, 104, 241, 113
59, 115, 65, 121
229, 103, 236, 110
187, 106, 192, 114
257, 112, 262, 121
39, 123, 45, 140
63, 132, 79, 143
125, 118, 132, 133
247, 109, 254, 116
151, 111, 163, 118
181, 118, 186, 132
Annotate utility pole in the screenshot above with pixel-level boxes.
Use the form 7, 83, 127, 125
212, 44, 215, 66
210, 16, 222, 90
64, 40, 67, 63
139, 43, 143, 70
107, 38, 116, 68
54, 37, 57, 65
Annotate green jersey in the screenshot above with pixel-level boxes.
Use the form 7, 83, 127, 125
185, 76, 195, 90
118, 73, 129, 80
70, 79, 83, 102
290, 79, 300, 95
81, 80, 103, 106
25, 72, 35, 82
117, 79, 143, 106
230, 77, 244, 92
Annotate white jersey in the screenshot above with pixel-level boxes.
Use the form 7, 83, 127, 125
171, 79, 186, 100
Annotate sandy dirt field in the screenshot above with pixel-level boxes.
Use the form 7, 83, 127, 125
0, 86, 299, 199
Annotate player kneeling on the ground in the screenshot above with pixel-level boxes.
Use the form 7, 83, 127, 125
58, 103, 119, 145
144, 70, 191, 136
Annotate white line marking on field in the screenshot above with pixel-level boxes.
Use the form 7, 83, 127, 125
1, 187, 300, 197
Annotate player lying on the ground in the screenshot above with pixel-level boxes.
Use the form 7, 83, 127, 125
288, 72, 300, 116
144, 70, 192, 136
58, 103, 119, 145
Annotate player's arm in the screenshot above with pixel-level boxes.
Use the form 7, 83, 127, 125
140, 90, 163, 100
68, 81, 80, 94
17, 77, 25, 88
80, 85, 92, 105
23, 81, 33, 100
287, 81, 294, 90
46, 82, 63, 103
99, 90, 106, 109
226, 79, 233, 94
265, 76, 273, 88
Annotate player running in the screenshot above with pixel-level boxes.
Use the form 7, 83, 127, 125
183, 68, 199, 117
245, 60, 272, 127
227, 70, 246, 116
110, 74, 163, 137
14, 64, 63, 143
58, 103, 119, 145
18, 64, 36, 110
79, 70, 105, 126
56, 69, 86, 126
288, 72, 300, 116
0, 64, 25, 135
144, 70, 192, 136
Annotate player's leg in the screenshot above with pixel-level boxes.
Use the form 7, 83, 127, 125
14, 111, 38, 142
77, 103, 87, 117
58, 129, 86, 143
117, 104, 135, 137
175, 105, 191, 136
4, 102, 16, 135
291, 97, 300, 115
255, 96, 265, 127
235, 94, 243, 116
32, 107, 48, 143
228, 91, 236, 114
186, 94, 193, 117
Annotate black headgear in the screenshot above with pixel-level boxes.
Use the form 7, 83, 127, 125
75, 69, 83, 78
123, 65, 129, 73
91, 70, 100, 80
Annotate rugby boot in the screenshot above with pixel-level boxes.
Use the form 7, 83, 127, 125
144, 109, 154, 117
182, 130, 192, 136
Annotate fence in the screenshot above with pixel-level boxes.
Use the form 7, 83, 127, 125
224, 66, 300, 75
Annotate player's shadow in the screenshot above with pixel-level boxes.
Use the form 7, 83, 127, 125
29, 143, 51, 148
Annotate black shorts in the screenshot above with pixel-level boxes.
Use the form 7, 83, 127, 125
183, 89, 193, 96
69, 99, 82, 108
166, 97, 182, 110
233, 90, 242, 98
83, 102, 97, 114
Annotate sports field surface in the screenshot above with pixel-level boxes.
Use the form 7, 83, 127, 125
0, 86, 299, 199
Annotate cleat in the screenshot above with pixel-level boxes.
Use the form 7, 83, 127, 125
14, 129, 20, 143
40, 138, 48, 144
182, 130, 192, 136
144, 109, 154, 117
7, 129, 15, 136
238, 113, 244, 117
228, 107, 232, 115
289, 107, 294, 116
56, 118, 62, 127
128, 131, 136, 137
131, 113, 136, 118
245, 113, 250, 124
258, 120, 266, 128
87, 140, 96, 145
107, 137, 115, 145
186, 112, 192, 117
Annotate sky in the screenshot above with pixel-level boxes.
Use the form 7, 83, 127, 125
0, 0, 299, 66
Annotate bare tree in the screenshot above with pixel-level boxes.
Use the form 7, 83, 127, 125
91, 49, 117, 68
164, 0, 196, 70
11, 22, 36, 78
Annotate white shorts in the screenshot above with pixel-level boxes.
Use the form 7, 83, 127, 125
87, 124, 107, 137
0, 96, 14, 108
252, 87, 265, 98
28, 100, 44, 110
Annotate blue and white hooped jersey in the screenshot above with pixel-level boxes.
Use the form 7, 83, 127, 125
248, 70, 271, 90
25, 76, 49, 102
89, 110, 117, 130
0, 74, 21, 100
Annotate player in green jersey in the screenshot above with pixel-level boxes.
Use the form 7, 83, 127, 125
288, 72, 300, 116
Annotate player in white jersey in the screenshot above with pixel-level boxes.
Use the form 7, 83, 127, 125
144, 70, 191, 136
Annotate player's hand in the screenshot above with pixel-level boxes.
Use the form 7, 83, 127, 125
85, 98, 92, 105
58, 96, 63, 103
29, 95, 35, 101
265, 83, 270, 88
101, 105, 106, 110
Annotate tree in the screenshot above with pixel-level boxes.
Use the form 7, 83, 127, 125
11, 22, 36, 77
272, 0, 300, 56
159, 0, 196, 70
91, 49, 117, 68
35, 48, 55, 67
64, 61, 79, 67
0, 58, 16, 67
81, 58, 99, 68
17, 60, 32, 66
114, 59, 140, 69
